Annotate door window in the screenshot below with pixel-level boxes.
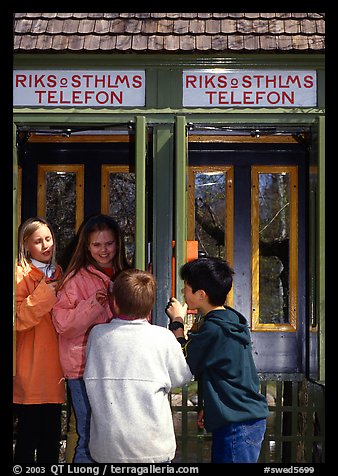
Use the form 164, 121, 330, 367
188, 165, 234, 306
101, 165, 136, 264
37, 164, 84, 259
251, 166, 298, 331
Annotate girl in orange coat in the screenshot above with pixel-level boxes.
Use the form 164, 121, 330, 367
14, 217, 65, 464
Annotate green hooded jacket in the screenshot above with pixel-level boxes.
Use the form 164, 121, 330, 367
184, 306, 269, 432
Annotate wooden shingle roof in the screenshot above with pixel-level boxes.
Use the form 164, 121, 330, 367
14, 13, 325, 53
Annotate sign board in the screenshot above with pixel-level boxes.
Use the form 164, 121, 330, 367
13, 70, 145, 107
183, 70, 317, 107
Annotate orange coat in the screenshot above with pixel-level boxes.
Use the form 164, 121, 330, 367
14, 263, 65, 404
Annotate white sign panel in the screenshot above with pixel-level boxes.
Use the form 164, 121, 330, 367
13, 70, 145, 107
183, 70, 317, 107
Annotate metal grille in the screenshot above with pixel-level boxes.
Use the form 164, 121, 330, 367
171, 379, 325, 463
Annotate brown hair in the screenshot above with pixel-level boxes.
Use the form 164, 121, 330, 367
57, 214, 130, 291
113, 269, 156, 319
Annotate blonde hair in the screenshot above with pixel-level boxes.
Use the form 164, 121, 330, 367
18, 217, 56, 268
113, 269, 156, 319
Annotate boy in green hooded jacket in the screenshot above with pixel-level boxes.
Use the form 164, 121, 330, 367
166, 257, 268, 463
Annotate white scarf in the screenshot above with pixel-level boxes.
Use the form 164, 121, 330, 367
31, 258, 56, 278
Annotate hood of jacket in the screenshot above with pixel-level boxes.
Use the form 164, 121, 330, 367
204, 306, 251, 346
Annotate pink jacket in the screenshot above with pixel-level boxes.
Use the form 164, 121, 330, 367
52, 265, 112, 379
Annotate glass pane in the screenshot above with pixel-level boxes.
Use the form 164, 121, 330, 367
194, 172, 226, 258
108, 172, 135, 263
258, 173, 290, 324
45, 171, 77, 261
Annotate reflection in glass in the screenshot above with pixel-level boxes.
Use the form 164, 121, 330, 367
108, 172, 135, 263
194, 172, 226, 258
259, 173, 290, 324
45, 171, 76, 261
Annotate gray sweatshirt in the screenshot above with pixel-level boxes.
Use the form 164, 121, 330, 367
84, 318, 192, 463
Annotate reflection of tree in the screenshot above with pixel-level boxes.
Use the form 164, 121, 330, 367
195, 200, 224, 246
259, 238, 289, 323
195, 200, 289, 321
109, 174, 135, 236
109, 173, 135, 263
194, 171, 290, 324
45, 172, 77, 262
259, 174, 290, 323
194, 173, 226, 258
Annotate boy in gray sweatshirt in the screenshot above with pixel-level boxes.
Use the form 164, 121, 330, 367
84, 269, 192, 463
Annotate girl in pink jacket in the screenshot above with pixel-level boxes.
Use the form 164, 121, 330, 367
52, 214, 130, 463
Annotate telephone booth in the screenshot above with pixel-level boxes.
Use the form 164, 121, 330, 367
13, 13, 325, 463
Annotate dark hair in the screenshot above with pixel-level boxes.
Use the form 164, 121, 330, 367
180, 257, 234, 306
57, 214, 130, 291
113, 269, 156, 319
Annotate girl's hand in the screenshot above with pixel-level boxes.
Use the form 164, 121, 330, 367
47, 281, 58, 295
96, 288, 108, 306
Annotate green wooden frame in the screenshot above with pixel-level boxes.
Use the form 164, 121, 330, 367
174, 116, 187, 301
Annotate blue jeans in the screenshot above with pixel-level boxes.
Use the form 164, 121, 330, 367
67, 378, 95, 463
211, 418, 266, 463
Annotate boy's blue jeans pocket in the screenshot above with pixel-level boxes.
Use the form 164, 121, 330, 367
211, 418, 266, 463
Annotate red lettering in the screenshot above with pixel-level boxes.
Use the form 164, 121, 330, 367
229, 91, 241, 104
304, 75, 314, 88
96, 91, 109, 104
111, 91, 123, 104
107, 76, 118, 88
243, 91, 254, 104
278, 75, 289, 88
94, 75, 106, 87
59, 91, 71, 104
242, 75, 252, 88
186, 75, 197, 88
253, 75, 264, 88
47, 75, 57, 88
84, 91, 94, 102
15, 74, 27, 87
265, 76, 277, 88
286, 75, 301, 88
205, 91, 217, 104
132, 75, 143, 88
218, 92, 229, 104
204, 75, 216, 88
255, 92, 265, 103
71, 75, 82, 88
47, 91, 58, 104
281, 91, 294, 104
72, 91, 83, 104
35, 91, 46, 103
35, 75, 46, 88
115, 75, 130, 88
82, 75, 93, 88
217, 75, 227, 88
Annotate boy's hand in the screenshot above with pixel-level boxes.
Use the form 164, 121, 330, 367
165, 297, 187, 321
197, 409, 205, 429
